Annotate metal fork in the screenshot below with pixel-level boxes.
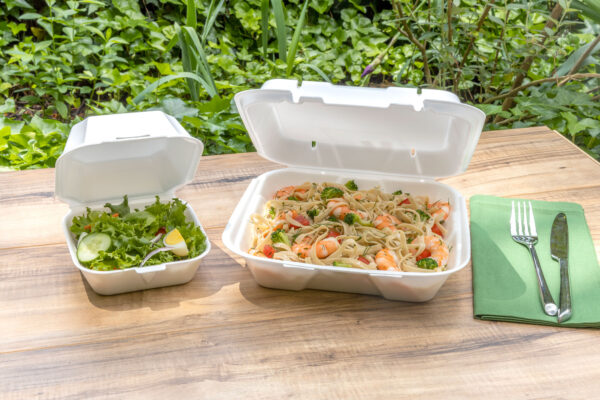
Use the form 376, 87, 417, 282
510, 201, 558, 316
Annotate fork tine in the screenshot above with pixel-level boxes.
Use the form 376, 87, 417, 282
522, 202, 530, 236
517, 201, 523, 235
510, 201, 517, 235
528, 201, 537, 237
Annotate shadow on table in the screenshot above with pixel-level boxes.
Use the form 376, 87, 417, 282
237, 270, 418, 313
240, 273, 473, 330
83, 245, 245, 311
236, 264, 474, 325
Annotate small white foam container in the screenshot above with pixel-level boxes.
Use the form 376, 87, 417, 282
55, 111, 211, 295
223, 79, 485, 302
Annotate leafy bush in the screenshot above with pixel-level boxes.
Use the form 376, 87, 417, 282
1, 0, 599, 170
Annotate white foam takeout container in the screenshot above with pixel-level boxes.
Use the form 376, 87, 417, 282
222, 79, 485, 302
55, 111, 211, 295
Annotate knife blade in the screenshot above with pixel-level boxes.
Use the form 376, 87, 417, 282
551, 213, 571, 323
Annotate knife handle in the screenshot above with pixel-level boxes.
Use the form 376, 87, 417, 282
529, 245, 558, 316
558, 258, 572, 323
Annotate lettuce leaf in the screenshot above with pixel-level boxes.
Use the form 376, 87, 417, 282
104, 195, 131, 217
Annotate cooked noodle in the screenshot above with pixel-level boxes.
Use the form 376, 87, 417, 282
248, 181, 450, 273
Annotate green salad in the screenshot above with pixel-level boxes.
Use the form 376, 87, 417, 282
70, 196, 207, 271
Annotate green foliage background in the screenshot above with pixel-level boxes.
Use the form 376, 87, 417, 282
1, 0, 599, 171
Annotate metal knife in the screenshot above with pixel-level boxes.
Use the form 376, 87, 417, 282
551, 213, 571, 323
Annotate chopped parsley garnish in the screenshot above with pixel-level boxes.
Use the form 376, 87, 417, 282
416, 210, 430, 221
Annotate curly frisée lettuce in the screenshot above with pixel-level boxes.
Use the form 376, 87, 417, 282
70, 196, 207, 271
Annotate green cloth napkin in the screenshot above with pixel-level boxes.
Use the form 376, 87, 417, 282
471, 195, 600, 327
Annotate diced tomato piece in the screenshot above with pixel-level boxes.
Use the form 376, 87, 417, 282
156, 227, 167, 236
263, 245, 275, 258
293, 214, 311, 226
326, 230, 342, 243
112, 213, 119, 218
83, 224, 91, 231
399, 199, 410, 206
416, 249, 431, 262
432, 223, 443, 237
358, 256, 369, 264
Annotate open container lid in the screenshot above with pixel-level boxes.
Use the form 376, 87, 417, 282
55, 111, 203, 207
235, 79, 485, 179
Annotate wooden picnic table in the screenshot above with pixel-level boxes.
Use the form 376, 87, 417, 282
1, 126, 600, 399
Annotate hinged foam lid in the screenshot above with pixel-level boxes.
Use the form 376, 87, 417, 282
55, 111, 203, 207
235, 79, 485, 178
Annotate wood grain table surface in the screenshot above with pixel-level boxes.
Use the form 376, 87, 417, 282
1, 126, 600, 399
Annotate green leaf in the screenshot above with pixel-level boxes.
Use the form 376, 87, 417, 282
561, 112, 600, 136
0, 119, 24, 134
286, 0, 309, 76
560, 112, 581, 136
133, 72, 213, 104
153, 97, 199, 119
55, 100, 69, 119
310, 0, 333, 14
112, 0, 145, 20
572, 0, 600, 24
178, 25, 218, 98
37, 20, 54, 37
5, 0, 34, 10
271, 0, 287, 61
197, 95, 232, 113
152, 61, 174, 76
186, 0, 197, 29
28, 115, 64, 135
348, 0, 365, 13
555, 37, 600, 77
202, 0, 225, 43
301, 63, 331, 82
18, 13, 43, 20
476, 104, 503, 116
261, 0, 270, 57
0, 99, 16, 114
554, 89, 596, 107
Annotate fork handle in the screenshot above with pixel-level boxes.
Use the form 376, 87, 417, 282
528, 245, 558, 316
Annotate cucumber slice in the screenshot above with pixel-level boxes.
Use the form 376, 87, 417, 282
77, 233, 111, 263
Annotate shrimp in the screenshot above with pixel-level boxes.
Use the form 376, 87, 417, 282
294, 188, 308, 199
375, 248, 400, 271
422, 235, 449, 267
315, 237, 339, 258
374, 213, 401, 231
274, 185, 308, 200
274, 186, 295, 199
292, 242, 311, 258
428, 201, 450, 221
328, 199, 352, 220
